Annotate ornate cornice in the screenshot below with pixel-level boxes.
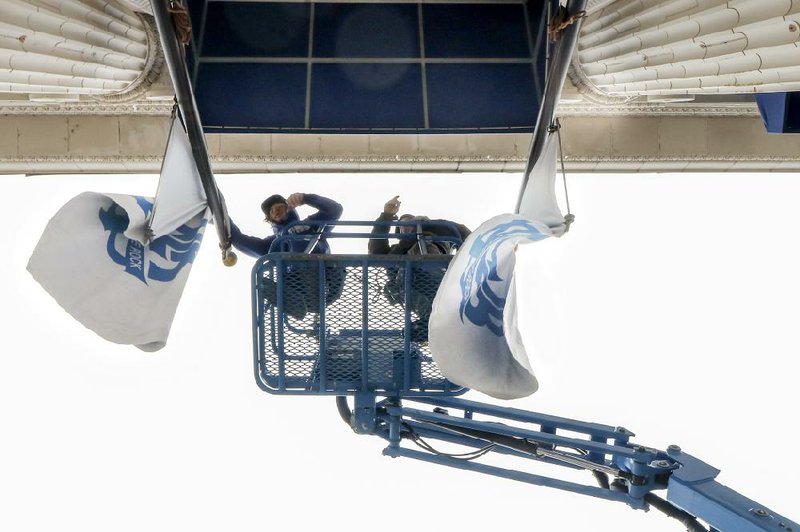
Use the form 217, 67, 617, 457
217, 154, 798, 163
567, 64, 639, 106
119, 0, 153, 14
0, 101, 173, 116
0, 9, 170, 115
218, 155, 524, 165
557, 101, 761, 116
91, 14, 165, 104
1, 99, 757, 118
564, 62, 760, 116
563, 155, 800, 162
2, 153, 797, 168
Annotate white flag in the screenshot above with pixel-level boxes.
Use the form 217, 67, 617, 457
27, 117, 211, 351
147, 120, 208, 240
517, 132, 568, 237
27, 192, 208, 351
429, 214, 551, 399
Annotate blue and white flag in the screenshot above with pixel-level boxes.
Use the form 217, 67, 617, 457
429, 214, 552, 399
27, 120, 209, 352
27, 193, 208, 351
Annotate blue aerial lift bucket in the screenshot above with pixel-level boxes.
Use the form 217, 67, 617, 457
251, 220, 467, 396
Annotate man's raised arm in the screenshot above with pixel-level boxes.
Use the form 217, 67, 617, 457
369, 196, 401, 254
303, 194, 343, 222
230, 223, 276, 258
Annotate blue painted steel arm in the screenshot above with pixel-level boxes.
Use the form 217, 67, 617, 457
666, 449, 798, 532
355, 396, 799, 532
251, 230, 797, 530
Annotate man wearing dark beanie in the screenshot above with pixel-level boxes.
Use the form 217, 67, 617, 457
230, 192, 343, 257
228, 192, 344, 320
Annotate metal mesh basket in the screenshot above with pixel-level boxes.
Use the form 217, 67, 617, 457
252, 254, 465, 397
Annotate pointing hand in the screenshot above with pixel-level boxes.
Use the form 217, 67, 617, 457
384, 195, 401, 216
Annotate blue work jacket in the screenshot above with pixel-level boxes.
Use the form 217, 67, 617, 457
230, 194, 343, 257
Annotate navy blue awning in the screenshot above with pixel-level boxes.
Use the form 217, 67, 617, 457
756, 92, 800, 134
184, 1, 550, 134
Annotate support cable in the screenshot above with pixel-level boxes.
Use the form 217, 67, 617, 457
550, 118, 575, 232
421, 416, 711, 530
644, 493, 712, 532
403, 423, 497, 461
336, 396, 352, 426
515, 0, 588, 214
419, 418, 629, 480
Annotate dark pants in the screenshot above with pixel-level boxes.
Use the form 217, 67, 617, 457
383, 267, 445, 341
265, 265, 346, 320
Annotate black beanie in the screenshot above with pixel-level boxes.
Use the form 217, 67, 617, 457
261, 194, 286, 220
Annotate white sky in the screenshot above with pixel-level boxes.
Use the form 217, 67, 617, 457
2, 170, 799, 532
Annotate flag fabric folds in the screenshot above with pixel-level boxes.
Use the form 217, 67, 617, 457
430, 129, 568, 398
516, 132, 568, 237
146, 120, 208, 241
27, 119, 209, 352
429, 214, 552, 399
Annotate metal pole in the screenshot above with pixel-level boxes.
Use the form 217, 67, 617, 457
151, 0, 235, 264
515, 0, 587, 212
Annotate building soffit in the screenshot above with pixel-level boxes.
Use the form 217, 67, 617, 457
0, 0, 794, 173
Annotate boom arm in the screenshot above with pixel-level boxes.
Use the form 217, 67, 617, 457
252, 225, 798, 532
342, 395, 797, 532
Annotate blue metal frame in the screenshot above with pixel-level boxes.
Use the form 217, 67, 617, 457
367, 396, 798, 531
249, 225, 799, 529
251, 220, 467, 396
253, 254, 465, 395
267, 219, 466, 253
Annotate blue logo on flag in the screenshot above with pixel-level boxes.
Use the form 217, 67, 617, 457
458, 219, 547, 336
99, 197, 206, 285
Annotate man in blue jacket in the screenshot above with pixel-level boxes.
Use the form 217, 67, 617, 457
230, 192, 343, 256
231, 192, 345, 320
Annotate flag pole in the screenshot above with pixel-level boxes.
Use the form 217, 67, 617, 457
151, 0, 236, 266
515, 0, 587, 213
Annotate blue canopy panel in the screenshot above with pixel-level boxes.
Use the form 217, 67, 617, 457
755, 92, 800, 134
183, 1, 549, 133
